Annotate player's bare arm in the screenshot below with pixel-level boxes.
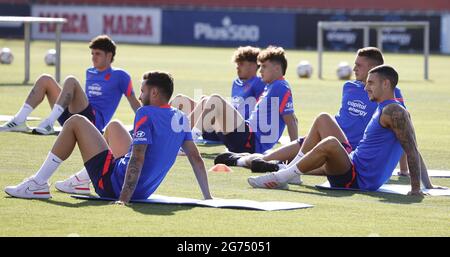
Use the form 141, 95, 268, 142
418, 151, 447, 190
380, 103, 424, 195
116, 144, 147, 204
282, 113, 298, 141
182, 140, 213, 200
127, 94, 142, 113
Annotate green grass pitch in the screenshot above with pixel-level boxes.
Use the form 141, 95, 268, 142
0, 39, 449, 236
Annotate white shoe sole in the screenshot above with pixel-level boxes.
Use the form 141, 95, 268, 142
32, 128, 55, 135
0, 126, 29, 132
4, 189, 51, 199
247, 177, 288, 190
55, 182, 91, 195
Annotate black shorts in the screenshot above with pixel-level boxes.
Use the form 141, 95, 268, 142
221, 122, 255, 153
297, 137, 305, 146
84, 149, 117, 198
57, 103, 96, 127
202, 131, 222, 141
327, 164, 359, 189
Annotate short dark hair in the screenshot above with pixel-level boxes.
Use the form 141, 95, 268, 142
143, 71, 174, 101
357, 47, 384, 66
257, 46, 288, 75
368, 65, 399, 89
89, 35, 116, 62
232, 46, 260, 63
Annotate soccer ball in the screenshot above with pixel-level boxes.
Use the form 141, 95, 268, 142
336, 62, 352, 80
44, 49, 57, 66
0, 47, 13, 64
296, 60, 313, 78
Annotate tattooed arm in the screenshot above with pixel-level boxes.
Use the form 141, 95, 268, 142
380, 103, 423, 196
380, 104, 445, 193
116, 144, 147, 204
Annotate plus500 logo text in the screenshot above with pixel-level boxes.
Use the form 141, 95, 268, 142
194, 16, 259, 42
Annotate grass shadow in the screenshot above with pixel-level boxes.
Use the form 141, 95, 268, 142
129, 202, 196, 216
3, 195, 110, 208
200, 152, 222, 160
390, 176, 412, 184
373, 193, 425, 204
289, 184, 358, 198
4, 195, 197, 215
287, 184, 425, 204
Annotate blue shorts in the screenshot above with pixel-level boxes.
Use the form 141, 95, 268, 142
221, 122, 255, 153
84, 149, 117, 198
57, 103, 96, 128
327, 163, 359, 189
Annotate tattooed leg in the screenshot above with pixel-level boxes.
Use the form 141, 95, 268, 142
55, 76, 89, 113
25, 74, 61, 109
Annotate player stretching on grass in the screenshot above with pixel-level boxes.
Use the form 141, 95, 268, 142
247, 65, 445, 196
215, 47, 409, 182
170, 46, 266, 142
189, 46, 298, 154
5, 71, 212, 204
0, 35, 140, 135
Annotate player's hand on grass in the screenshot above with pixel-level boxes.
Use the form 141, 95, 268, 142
407, 190, 428, 197
112, 200, 131, 206
204, 195, 214, 200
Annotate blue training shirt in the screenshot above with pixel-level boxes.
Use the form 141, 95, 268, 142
110, 105, 192, 200
247, 78, 294, 154
231, 76, 266, 120
85, 67, 134, 131
350, 99, 405, 191
335, 80, 404, 149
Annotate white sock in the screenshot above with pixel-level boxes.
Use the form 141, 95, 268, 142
74, 167, 90, 182
277, 163, 287, 170
236, 158, 246, 167
287, 150, 305, 168
274, 165, 303, 183
14, 103, 34, 123
191, 127, 202, 140
33, 152, 63, 184
46, 104, 64, 125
